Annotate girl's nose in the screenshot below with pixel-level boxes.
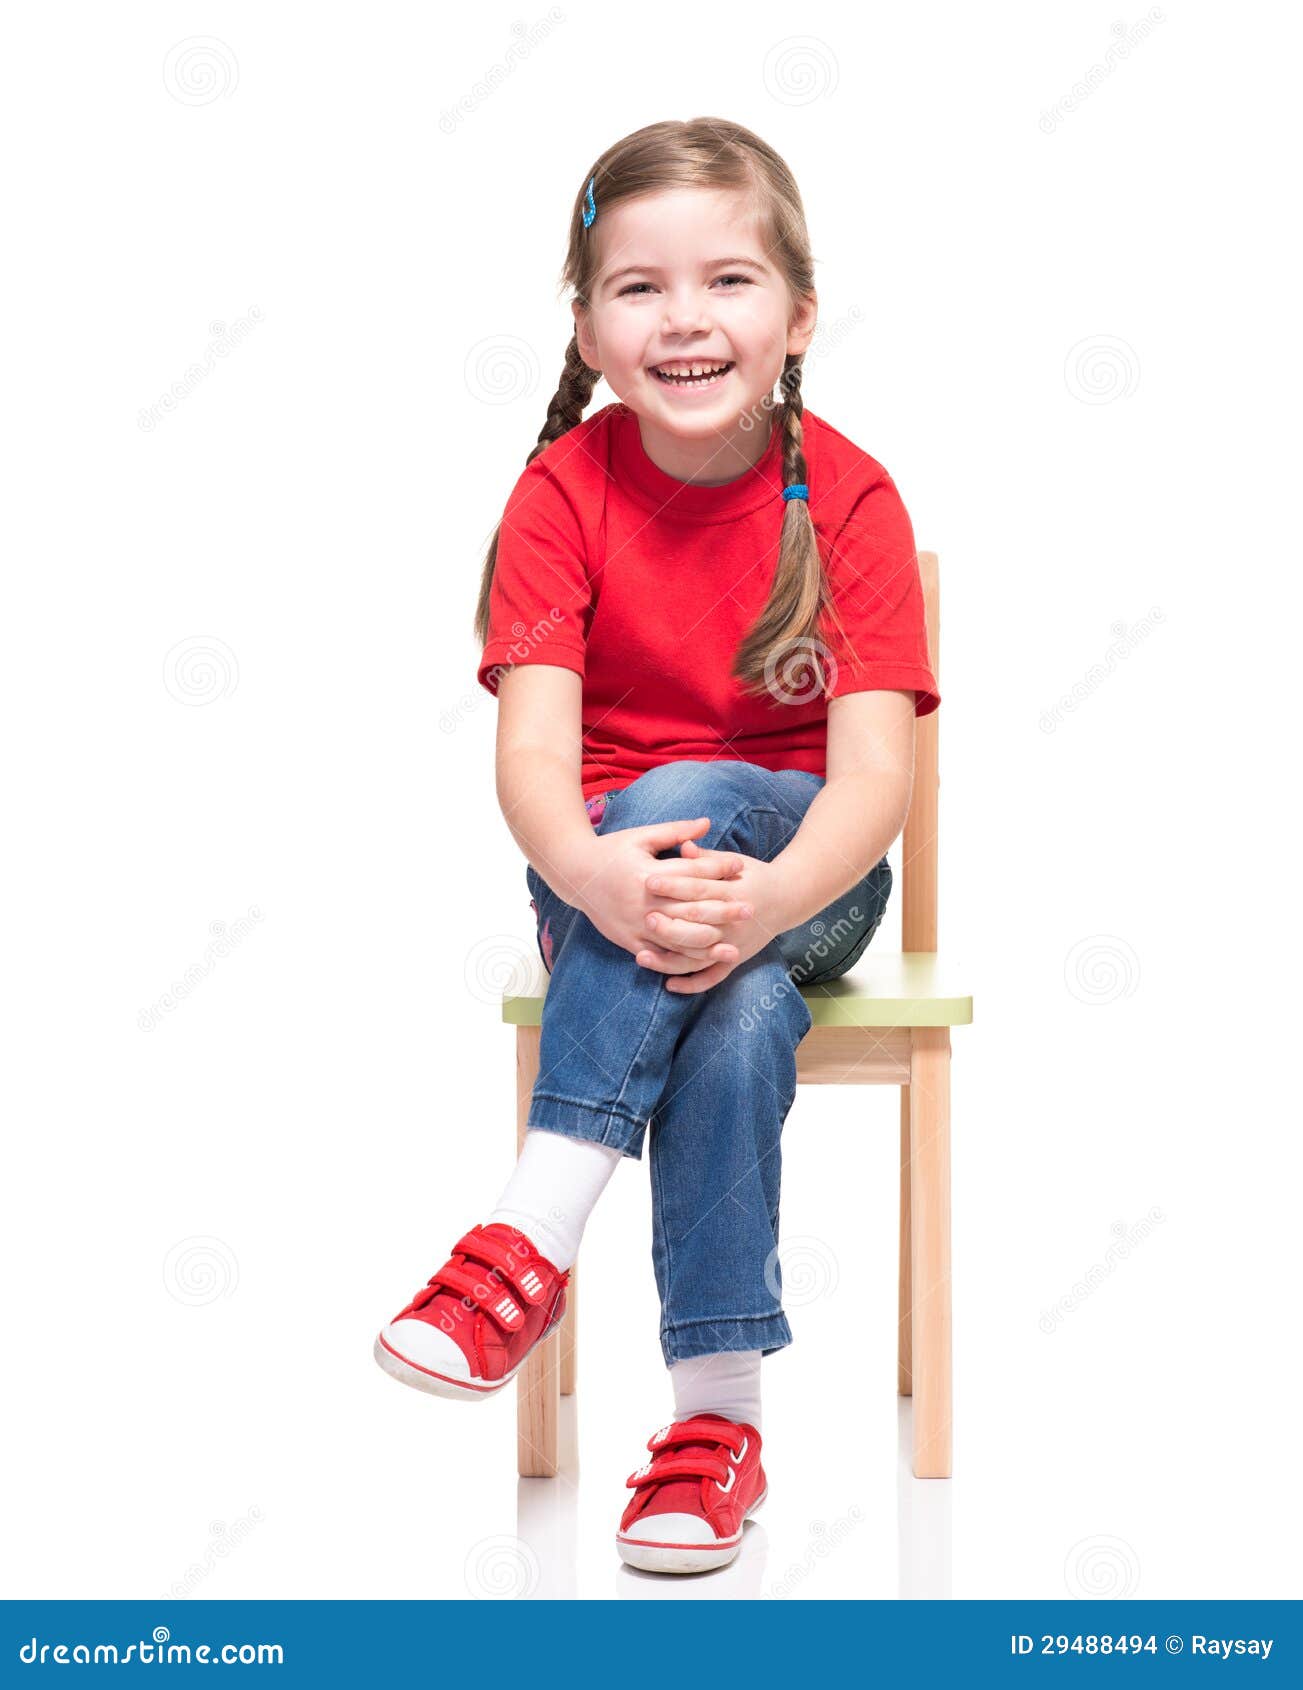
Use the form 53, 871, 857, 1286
660, 290, 713, 335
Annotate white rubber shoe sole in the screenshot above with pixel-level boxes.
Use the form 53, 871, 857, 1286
373, 1329, 538, 1402
616, 1486, 767, 1575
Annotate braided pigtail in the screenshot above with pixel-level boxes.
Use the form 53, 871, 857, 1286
472, 334, 601, 645
731, 357, 846, 701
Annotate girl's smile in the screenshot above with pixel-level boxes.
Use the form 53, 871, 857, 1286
647, 358, 736, 397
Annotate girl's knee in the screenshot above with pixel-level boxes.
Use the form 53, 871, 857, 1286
611, 759, 788, 826
701, 954, 813, 1046
612, 760, 725, 826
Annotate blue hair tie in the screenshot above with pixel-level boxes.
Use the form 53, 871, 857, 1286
781, 484, 809, 502
582, 176, 597, 229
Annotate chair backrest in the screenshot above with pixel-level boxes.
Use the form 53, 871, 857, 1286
900, 551, 940, 954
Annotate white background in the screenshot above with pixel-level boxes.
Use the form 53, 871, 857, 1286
3, 1, 1299, 1602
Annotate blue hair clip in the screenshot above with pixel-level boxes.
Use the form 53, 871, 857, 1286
781, 484, 809, 502
582, 175, 597, 229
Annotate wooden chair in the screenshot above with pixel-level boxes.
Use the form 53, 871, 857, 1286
501, 552, 970, 1480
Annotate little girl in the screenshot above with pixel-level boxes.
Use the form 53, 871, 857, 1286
374, 116, 939, 1576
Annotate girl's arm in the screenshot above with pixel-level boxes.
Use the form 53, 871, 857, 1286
494, 665, 600, 907
494, 663, 748, 965
636, 691, 918, 994
765, 689, 916, 931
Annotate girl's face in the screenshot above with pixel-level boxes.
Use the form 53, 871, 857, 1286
572, 186, 817, 480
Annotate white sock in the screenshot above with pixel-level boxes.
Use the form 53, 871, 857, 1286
486, 1128, 622, 1271
669, 1350, 763, 1433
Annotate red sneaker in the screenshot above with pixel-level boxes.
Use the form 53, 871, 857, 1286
373, 1223, 568, 1402
616, 1414, 767, 1574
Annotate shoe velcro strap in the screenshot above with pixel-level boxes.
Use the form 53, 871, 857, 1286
625, 1453, 730, 1490
647, 1418, 745, 1457
452, 1227, 554, 1307
427, 1261, 526, 1333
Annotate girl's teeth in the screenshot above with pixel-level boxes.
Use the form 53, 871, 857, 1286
654, 364, 731, 386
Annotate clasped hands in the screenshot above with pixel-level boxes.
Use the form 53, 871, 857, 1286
572, 815, 782, 995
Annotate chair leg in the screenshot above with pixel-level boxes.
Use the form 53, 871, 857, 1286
515, 1026, 559, 1477
909, 1027, 952, 1478
560, 1259, 577, 1397
898, 1085, 912, 1396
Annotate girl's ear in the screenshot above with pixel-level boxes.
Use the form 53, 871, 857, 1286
571, 299, 602, 376
786, 292, 818, 359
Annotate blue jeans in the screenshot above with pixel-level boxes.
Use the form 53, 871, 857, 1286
524, 760, 891, 1366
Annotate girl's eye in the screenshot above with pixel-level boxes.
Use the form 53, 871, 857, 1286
617, 275, 753, 297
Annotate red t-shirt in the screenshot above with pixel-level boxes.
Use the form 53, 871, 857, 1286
477, 401, 940, 802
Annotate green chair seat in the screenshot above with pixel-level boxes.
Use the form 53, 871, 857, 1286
501, 950, 972, 1029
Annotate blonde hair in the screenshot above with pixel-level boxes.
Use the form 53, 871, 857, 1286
473, 116, 846, 698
